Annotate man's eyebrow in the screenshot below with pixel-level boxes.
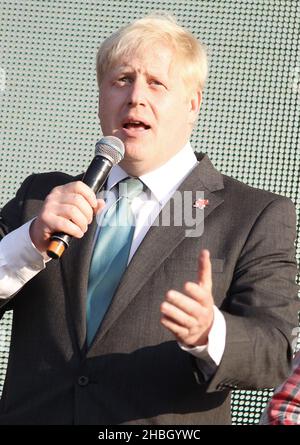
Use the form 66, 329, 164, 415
112, 65, 168, 82
114, 64, 135, 72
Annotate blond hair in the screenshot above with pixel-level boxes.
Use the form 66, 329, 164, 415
96, 14, 208, 96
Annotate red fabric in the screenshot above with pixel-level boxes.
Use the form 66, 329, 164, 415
266, 351, 300, 425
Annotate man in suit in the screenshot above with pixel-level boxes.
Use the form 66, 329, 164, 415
0, 14, 298, 424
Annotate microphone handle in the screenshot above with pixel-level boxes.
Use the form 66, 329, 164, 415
47, 156, 112, 259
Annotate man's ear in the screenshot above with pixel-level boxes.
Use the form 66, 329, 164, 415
188, 90, 202, 125
97, 93, 101, 121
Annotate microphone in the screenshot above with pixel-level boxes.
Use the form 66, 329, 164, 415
46, 136, 125, 259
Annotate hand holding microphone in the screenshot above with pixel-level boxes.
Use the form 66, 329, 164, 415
29, 136, 125, 259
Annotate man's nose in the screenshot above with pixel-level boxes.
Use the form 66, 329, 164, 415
128, 79, 146, 107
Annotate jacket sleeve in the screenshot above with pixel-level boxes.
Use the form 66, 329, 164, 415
0, 175, 38, 317
0, 174, 37, 239
0, 171, 77, 319
206, 196, 300, 391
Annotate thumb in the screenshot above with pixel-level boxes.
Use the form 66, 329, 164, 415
95, 198, 106, 215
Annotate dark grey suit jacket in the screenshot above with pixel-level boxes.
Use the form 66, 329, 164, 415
0, 153, 298, 424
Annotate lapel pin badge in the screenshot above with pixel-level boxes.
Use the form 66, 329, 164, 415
193, 198, 209, 209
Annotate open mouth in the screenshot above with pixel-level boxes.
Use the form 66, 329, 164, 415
123, 120, 151, 131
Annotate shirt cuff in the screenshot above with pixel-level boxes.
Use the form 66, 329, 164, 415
179, 306, 226, 378
0, 219, 48, 285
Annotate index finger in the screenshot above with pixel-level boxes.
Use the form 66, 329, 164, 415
66, 181, 98, 209
198, 249, 212, 291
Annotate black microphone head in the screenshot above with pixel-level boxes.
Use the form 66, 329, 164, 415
95, 136, 125, 165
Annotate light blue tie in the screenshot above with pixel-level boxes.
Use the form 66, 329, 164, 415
86, 177, 144, 346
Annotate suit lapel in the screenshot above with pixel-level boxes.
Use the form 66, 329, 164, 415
92, 154, 224, 347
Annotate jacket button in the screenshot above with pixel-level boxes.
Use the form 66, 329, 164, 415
78, 375, 89, 386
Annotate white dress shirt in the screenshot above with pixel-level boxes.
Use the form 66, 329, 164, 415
0, 142, 226, 376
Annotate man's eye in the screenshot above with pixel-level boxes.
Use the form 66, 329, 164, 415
117, 76, 131, 84
150, 79, 162, 86
149, 79, 166, 89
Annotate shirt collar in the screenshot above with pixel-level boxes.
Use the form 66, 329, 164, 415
106, 142, 198, 204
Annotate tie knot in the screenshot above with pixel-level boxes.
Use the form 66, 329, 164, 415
119, 177, 144, 201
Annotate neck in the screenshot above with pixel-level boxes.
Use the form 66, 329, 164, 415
119, 160, 155, 177
120, 143, 192, 177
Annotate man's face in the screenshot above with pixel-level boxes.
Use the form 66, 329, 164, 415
98, 44, 201, 175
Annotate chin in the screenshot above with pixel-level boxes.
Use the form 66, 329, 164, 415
124, 142, 148, 159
